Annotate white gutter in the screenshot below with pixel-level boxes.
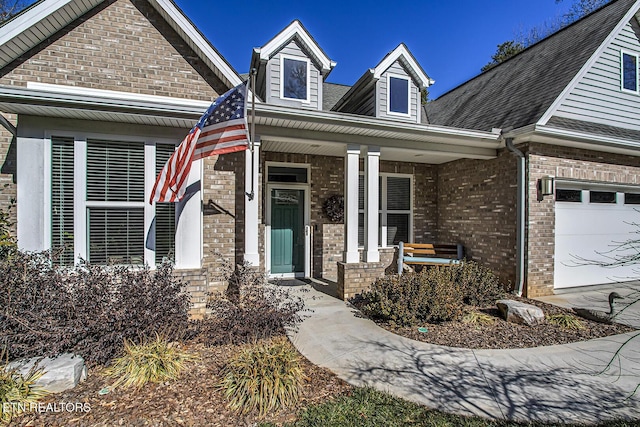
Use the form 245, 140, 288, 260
256, 103, 501, 148
505, 123, 640, 156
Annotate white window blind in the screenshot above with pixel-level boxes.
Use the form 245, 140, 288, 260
86, 140, 144, 265
155, 144, 176, 264
358, 174, 411, 247
51, 137, 75, 265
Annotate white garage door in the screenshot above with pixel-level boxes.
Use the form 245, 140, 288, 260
554, 187, 640, 289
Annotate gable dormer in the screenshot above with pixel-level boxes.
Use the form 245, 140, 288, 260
332, 44, 433, 123
250, 20, 336, 110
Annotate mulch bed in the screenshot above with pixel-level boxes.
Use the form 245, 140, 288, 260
15, 340, 351, 427
372, 296, 636, 349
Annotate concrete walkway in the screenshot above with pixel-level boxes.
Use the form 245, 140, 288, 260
286, 282, 640, 424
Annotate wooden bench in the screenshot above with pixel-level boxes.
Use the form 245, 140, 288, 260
397, 242, 464, 274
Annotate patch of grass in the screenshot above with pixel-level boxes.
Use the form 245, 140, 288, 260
261, 387, 501, 427
218, 337, 305, 416
547, 313, 585, 330
105, 335, 195, 390
463, 311, 496, 326
259, 387, 638, 427
0, 362, 48, 424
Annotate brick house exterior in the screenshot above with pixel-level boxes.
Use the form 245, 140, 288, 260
2, 0, 640, 316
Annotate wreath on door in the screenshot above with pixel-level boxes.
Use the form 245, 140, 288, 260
323, 195, 344, 223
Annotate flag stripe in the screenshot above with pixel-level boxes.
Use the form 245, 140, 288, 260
149, 81, 250, 204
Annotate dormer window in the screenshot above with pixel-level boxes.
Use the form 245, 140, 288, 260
387, 74, 410, 115
621, 51, 639, 93
281, 55, 310, 101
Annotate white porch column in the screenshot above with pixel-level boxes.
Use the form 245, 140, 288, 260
344, 145, 360, 263
364, 146, 380, 263
244, 137, 261, 267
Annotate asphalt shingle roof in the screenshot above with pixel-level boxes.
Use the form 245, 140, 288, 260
426, 0, 638, 132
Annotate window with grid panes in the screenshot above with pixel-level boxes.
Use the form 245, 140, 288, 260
358, 173, 412, 246
86, 140, 144, 265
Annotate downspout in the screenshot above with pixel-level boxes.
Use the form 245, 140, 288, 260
0, 114, 17, 137
505, 135, 525, 297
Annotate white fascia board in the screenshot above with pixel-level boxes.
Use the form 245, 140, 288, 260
1, 85, 209, 117
0, 0, 77, 46
537, 0, 640, 125
373, 44, 431, 89
510, 123, 640, 156
148, 0, 242, 87
256, 103, 500, 147
259, 20, 333, 72
27, 82, 212, 109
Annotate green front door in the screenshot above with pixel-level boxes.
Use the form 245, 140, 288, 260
271, 189, 305, 275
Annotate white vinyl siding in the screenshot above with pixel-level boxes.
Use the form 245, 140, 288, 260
377, 61, 419, 122
266, 40, 321, 109
554, 20, 640, 130
358, 173, 412, 247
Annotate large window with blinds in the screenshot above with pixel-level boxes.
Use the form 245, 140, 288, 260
50, 137, 176, 266
358, 173, 412, 247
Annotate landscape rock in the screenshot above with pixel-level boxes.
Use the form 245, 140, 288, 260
6, 353, 87, 393
496, 299, 545, 326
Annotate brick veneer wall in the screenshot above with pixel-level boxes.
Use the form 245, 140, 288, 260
525, 142, 640, 297
0, 0, 225, 98
261, 153, 437, 281
337, 261, 386, 300
437, 149, 519, 287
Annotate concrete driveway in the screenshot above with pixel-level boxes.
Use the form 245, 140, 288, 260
535, 281, 640, 328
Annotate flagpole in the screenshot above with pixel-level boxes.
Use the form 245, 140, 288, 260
247, 68, 257, 201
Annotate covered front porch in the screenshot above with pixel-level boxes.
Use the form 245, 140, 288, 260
242, 103, 504, 299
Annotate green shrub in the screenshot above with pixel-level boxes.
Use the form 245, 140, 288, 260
0, 361, 48, 424
0, 252, 191, 365
219, 337, 305, 416
201, 259, 305, 345
357, 261, 505, 327
105, 335, 195, 389
358, 268, 465, 326
547, 313, 584, 330
452, 261, 505, 306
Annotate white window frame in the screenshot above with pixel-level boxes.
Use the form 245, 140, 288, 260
386, 73, 411, 116
620, 50, 639, 94
280, 54, 311, 103
44, 131, 185, 268
359, 172, 413, 248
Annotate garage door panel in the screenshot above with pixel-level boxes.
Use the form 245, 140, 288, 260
554, 192, 640, 289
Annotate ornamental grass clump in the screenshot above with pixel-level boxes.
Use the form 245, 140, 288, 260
218, 337, 305, 416
105, 335, 195, 390
547, 313, 585, 330
0, 361, 48, 424
462, 311, 496, 326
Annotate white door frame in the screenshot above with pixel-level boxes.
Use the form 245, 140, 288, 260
265, 182, 311, 278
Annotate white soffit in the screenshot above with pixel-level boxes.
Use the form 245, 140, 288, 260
0, 0, 103, 68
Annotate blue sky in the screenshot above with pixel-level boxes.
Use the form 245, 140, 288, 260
176, 0, 574, 99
